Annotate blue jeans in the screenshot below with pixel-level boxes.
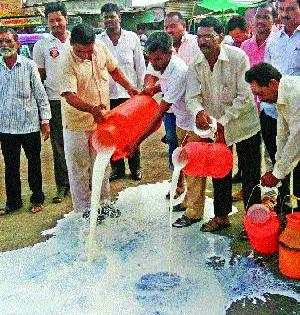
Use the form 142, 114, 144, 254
163, 112, 178, 170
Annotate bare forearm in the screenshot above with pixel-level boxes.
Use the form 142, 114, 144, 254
62, 92, 95, 114
110, 67, 134, 92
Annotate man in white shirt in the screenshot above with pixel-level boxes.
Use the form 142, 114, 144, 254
245, 63, 300, 211
33, 2, 70, 203
152, 12, 200, 172
98, 2, 146, 181
186, 16, 261, 232
127, 31, 206, 227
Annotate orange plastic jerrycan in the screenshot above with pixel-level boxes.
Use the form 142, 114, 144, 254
243, 204, 281, 255
279, 212, 300, 279
91, 95, 161, 160
178, 142, 233, 178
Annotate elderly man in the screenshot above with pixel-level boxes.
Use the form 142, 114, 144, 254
98, 2, 145, 181
60, 23, 137, 220
245, 63, 300, 211
186, 16, 261, 232
33, 2, 70, 203
0, 27, 51, 215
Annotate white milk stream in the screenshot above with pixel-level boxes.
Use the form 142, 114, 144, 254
87, 145, 115, 262
168, 148, 188, 273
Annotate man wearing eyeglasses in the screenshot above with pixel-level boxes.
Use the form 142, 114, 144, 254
186, 16, 261, 232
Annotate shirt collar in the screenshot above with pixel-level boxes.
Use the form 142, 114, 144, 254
70, 46, 93, 63
279, 24, 300, 37
49, 30, 70, 42
195, 44, 229, 65
0, 54, 22, 68
160, 55, 176, 78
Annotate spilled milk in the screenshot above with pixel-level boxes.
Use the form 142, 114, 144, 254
86, 145, 115, 262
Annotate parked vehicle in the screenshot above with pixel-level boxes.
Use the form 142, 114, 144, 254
17, 33, 44, 59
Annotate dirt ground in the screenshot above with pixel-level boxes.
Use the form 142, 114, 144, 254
0, 126, 299, 315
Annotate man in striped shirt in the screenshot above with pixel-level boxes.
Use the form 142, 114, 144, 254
0, 27, 51, 215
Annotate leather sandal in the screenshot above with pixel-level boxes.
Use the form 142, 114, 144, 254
200, 216, 231, 232
172, 215, 201, 228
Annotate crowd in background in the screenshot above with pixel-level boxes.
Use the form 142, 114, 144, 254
0, 1, 299, 237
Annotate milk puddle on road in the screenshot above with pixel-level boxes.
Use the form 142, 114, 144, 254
0, 161, 299, 313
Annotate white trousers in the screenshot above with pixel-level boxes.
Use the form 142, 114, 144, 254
63, 129, 111, 212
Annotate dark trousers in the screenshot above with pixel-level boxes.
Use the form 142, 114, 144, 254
49, 100, 69, 190
163, 112, 178, 170
213, 133, 261, 217
110, 98, 141, 174
293, 162, 300, 211
260, 110, 290, 208
0, 132, 45, 209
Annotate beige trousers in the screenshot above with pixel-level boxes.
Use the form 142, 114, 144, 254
176, 127, 207, 219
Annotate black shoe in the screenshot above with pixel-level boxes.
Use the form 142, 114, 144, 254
52, 187, 69, 203
172, 215, 201, 228
82, 209, 106, 225
109, 170, 126, 181
232, 170, 242, 183
101, 202, 121, 218
131, 169, 142, 181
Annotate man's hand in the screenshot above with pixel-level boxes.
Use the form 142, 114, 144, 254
195, 110, 212, 130
41, 123, 50, 141
261, 171, 280, 187
90, 106, 107, 123
216, 122, 225, 143
127, 87, 139, 98
141, 84, 161, 97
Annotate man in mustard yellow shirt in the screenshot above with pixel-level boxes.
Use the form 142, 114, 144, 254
60, 23, 137, 221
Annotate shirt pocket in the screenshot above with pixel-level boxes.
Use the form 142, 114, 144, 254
13, 75, 31, 99
290, 44, 300, 72
221, 84, 235, 104
118, 51, 133, 65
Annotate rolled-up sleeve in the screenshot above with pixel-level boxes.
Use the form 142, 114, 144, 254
273, 105, 300, 179
185, 63, 204, 116
218, 54, 255, 126
60, 55, 77, 95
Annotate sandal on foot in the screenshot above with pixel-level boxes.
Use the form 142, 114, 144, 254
200, 216, 231, 232
31, 204, 45, 214
172, 215, 201, 228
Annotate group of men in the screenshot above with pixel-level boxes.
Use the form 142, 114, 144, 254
0, 1, 299, 236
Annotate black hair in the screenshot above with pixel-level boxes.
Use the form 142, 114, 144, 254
0, 27, 18, 41
165, 11, 185, 23
198, 16, 224, 34
227, 15, 248, 32
70, 23, 95, 45
101, 3, 120, 15
257, 3, 277, 19
44, 2, 67, 18
144, 31, 173, 55
245, 63, 282, 86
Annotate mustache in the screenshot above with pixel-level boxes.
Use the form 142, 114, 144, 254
199, 44, 209, 48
